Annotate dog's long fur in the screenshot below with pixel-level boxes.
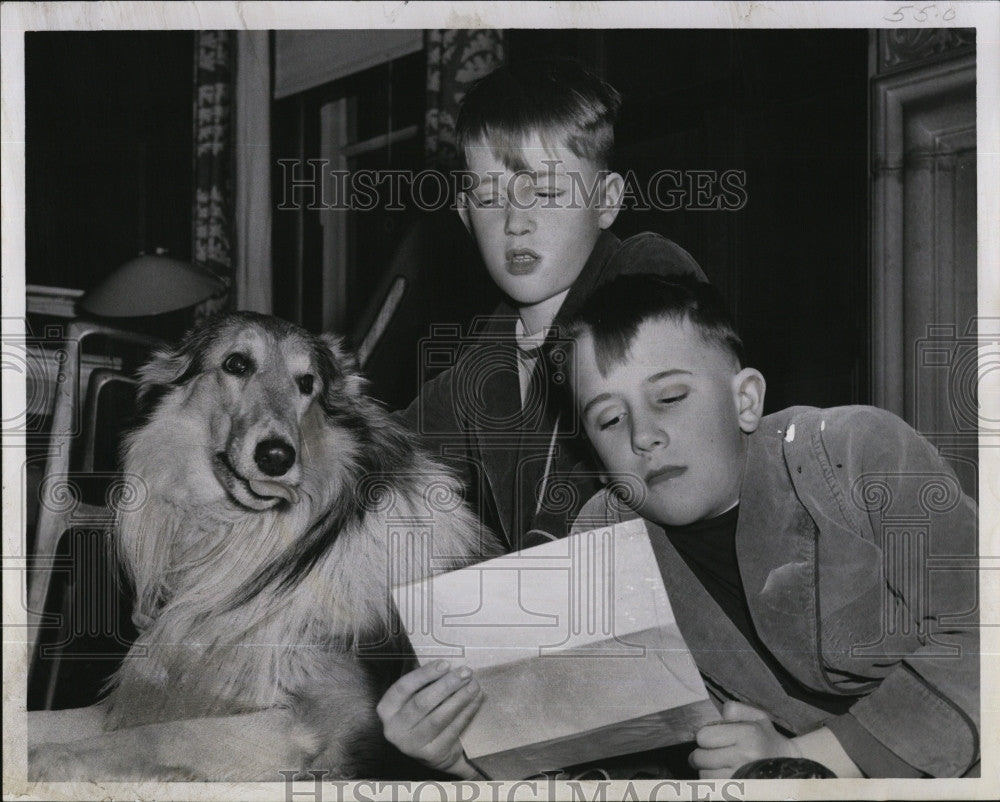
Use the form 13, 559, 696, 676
29, 312, 495, 780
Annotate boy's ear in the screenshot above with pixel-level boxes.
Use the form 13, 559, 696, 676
456, 192, 472, 233
732, 368, 766, 434
598, 171, 625, 230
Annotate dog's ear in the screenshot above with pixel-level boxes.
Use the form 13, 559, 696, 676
137, 316, 229, 400
317, 333, 367, 401
136, 340, 200, 406
319, 333, 360, 373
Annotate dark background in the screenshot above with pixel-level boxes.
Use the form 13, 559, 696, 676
26, 31, 194, 286
28, 28, 869, 415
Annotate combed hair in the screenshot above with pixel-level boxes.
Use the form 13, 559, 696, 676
456, 58, 622, 171
562, 274, 746, 376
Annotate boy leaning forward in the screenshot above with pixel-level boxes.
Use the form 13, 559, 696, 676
565, 275, 979, 779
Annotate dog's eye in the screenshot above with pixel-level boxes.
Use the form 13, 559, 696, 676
298, 374, 314, 395
222, 353, 251, 376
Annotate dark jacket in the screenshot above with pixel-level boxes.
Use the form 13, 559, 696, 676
572, 406, 979, 778
396, 230, 705, 549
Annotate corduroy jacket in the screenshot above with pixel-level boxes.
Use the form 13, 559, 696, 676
571, 405, 979, 778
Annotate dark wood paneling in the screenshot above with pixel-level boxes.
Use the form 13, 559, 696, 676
871, 52, 977, 497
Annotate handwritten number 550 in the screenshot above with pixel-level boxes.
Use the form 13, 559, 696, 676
884, 5, 957, 22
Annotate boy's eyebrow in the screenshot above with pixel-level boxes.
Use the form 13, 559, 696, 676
581, 370, 693, 417
582, 393, 615, 417
644, 369, 693, 383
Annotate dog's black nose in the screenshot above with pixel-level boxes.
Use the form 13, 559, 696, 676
254, 438, 296, 477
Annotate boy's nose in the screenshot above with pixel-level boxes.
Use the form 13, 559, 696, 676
631, 418, 668, 453
504, 204, 535, 235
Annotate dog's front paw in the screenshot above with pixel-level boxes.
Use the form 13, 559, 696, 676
30, 740, 199, 782
29, 742, 95, 782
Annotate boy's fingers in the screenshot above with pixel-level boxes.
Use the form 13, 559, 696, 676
696, 722, 741, 748
690, 745, 738, 771
698, 768, 733, 780
424, 688, 485, 755
403, 669, 475, 722
376, 661, 451, 721
409, 680, 483, 741
721, 701, 770, 722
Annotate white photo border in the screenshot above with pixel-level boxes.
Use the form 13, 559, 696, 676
3, 2, 998, 800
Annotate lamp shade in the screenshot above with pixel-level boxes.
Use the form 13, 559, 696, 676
80, 254, 225, 317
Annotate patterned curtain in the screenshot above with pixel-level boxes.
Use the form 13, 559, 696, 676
192, 31, 235, 320
424, 30, 505, 171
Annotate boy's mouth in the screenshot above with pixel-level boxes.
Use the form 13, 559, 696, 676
506, 248, 540, 275
646, 465, 687, 486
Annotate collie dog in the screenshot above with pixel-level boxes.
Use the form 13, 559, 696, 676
29, 312, 493, 781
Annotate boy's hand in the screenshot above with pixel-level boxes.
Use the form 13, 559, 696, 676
690, 701, 800, 779
376, 660, 485, 779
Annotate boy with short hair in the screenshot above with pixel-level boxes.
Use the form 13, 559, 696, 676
398, 58, 705, 551
379, 60, 705, 776
561, 273, 979, 778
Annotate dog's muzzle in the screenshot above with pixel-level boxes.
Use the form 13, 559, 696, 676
213, 452, 301, 510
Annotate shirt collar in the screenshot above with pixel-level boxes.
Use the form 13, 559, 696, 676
514, 289, 570, 355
